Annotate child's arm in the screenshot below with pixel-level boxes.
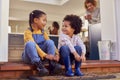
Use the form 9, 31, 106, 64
24, 29, 47, 60
77, 36, 86, 55
53, 47, 60, 62
43, 32, 50, 40
77, 36, 86, 62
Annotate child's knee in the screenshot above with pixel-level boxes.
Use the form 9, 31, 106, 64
25, 41, 36, 48
74, 46, 82, 55
60, 46, 69, 51
45, 40, 54, 46
60, 46, 70, 56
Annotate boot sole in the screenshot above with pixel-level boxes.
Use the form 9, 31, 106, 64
51, 67, 63, 75
38, 71, 49, 76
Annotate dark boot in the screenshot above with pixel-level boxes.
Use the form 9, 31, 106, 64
34, 61, 49, 76
49, 60, 62, 75
74, 61, 84, 76
64, 56, 74, 77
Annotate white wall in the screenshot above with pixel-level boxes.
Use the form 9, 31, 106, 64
0, 0, 9, 62
100, 0, 116, 42
9, 20, 61, 34
115, 0, 120, 60
9, 20, 29, 33
100, 0, 120, 60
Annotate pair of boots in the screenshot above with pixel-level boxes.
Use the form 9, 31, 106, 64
34, 60, 62, 76
64, 56, 84, 77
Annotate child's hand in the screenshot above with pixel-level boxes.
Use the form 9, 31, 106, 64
75, 54, 81, 62
53, 55, 60, 62
45, 54, 54, 60
73, 52, 81, 62
81, 54, 86, 62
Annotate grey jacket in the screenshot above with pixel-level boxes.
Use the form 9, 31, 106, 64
86, 7, 101, 24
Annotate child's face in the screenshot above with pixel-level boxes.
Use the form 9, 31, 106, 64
86, 3, 95, 12
34, 14, 47, 30
62, 21, 75, 36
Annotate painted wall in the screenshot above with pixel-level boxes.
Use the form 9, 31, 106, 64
9, 20, 28, 33
9, 20, 61, 34
100, 0, 116, 42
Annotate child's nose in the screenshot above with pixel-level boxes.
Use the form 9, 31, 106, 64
87, 6, 91, 10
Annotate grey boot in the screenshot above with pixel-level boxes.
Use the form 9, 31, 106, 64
49, 60, 62, 75
34, 61, 49, 76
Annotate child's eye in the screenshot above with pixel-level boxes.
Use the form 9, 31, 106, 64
43, 19, 47, 21
62, 25, 67, 28
64, 25, 67, 27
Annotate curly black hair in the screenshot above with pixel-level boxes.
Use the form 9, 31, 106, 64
63, 14, 82, 34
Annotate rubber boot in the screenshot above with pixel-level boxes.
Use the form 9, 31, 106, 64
74, 61, 84, 76
64, 56, 74, 77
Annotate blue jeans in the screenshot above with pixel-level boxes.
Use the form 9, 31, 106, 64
59, 46, 82, 65
22, 40, 55, 64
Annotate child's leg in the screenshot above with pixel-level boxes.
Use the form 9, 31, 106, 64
74, 46, 84, 76
40, 40, 55, 55
40, 40, 62, 74
22, 41, 40, 64
22, 41, 49, 76
59, 46, 74, 76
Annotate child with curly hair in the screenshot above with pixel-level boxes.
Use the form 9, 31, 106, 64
58, 15, 86, 76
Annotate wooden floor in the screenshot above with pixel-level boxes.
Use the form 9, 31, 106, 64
0, 60, 120, 79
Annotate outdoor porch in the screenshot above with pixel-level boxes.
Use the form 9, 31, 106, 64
0, 60, 120, 79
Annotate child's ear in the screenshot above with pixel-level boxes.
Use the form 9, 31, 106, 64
33, 18, 38, 23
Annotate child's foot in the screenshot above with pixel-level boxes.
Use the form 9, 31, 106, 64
49, 61, 62, 75
35, 61, 49, 76
37, 67, 49, 76
65, 68, 74, 77
74, 68, 84, 76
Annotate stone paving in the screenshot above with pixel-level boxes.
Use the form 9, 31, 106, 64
1, 73, 120, 80
98, 73, 120, 80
